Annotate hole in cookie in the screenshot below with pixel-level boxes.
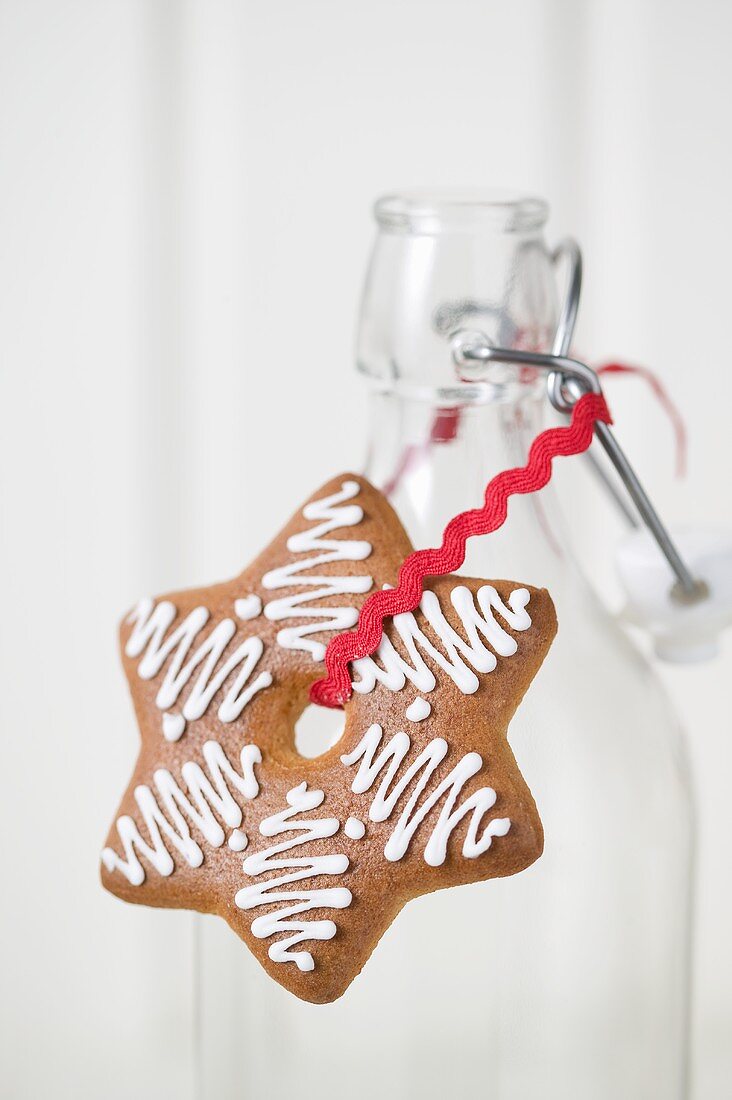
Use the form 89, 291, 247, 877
294, 704, 346, 759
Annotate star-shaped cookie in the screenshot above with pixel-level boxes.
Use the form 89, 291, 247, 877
101, 474, 557, 1003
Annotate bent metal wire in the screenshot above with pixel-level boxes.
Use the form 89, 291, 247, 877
449, 239, 706, 604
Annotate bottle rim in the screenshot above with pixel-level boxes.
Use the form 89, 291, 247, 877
374, 189, 549, 234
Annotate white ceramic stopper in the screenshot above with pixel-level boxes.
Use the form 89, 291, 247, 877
616, 526, 732, 663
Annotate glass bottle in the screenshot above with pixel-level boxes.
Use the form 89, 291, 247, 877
196, 191, 692, 1100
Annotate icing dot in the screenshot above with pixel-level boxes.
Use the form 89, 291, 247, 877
405, 698, 431, 723
162, 712, 186, 741
228, 829, 249, 852
235, 595, 262, 621
344, 817, 366, 840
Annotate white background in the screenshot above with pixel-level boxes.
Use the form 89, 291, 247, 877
1, 1, 730, 1097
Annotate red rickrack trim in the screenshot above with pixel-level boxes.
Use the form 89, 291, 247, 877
310, 391, 612, 709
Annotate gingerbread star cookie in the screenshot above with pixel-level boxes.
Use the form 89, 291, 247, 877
101, 474, 557, 1003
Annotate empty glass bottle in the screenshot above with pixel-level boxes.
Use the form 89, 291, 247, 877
197, 191, 692, 1100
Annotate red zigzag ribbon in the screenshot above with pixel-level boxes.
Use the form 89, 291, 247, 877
310, 391, 612, 709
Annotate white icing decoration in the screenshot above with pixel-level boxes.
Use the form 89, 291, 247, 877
235, 783, 352, 972
341, 725, 510, 866
235, 595, 262, 621
405, 697, 431, 722
228, 828, 249, 851
101, 741, 261, 885
162, 711, 186, 741
125, 598, 273, 735
262, 480, 373, 660
344, 817, 366, 840
351, 585, 531, 698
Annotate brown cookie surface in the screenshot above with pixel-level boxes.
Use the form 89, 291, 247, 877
102, 474, 557, 1003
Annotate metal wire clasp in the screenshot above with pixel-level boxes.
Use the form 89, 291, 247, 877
450, 240, 706, 603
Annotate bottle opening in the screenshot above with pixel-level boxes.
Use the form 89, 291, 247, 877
374, 189, 549, 235
359, 188, 556, 402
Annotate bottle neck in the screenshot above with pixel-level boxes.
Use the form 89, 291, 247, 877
357, 191, 557, 401
357, 190, 575, 589
363, 387, 563, 572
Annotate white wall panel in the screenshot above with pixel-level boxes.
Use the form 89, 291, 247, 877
0, 2, 195, 1097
